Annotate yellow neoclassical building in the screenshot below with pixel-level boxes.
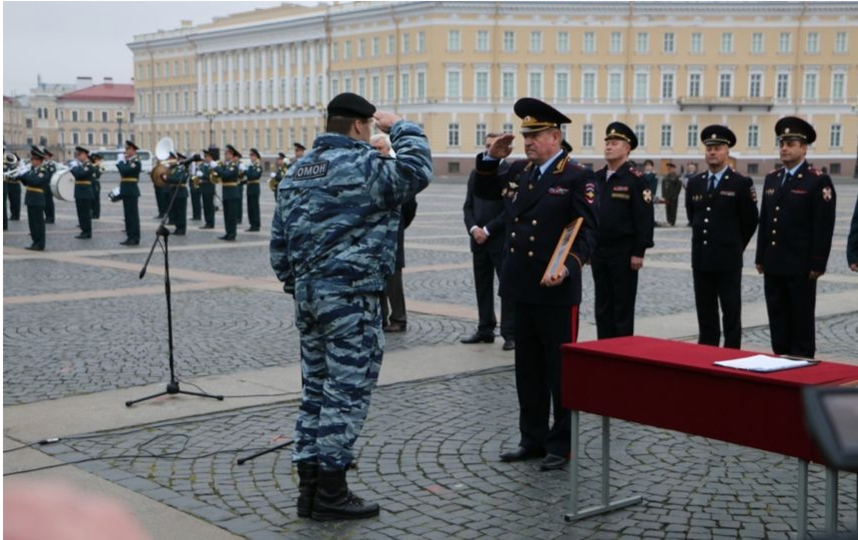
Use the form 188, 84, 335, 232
129, 1, 858, 175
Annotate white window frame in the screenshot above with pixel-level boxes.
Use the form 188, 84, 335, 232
608, 70, 623, 102
686, 124, 698, 148
690, 33, 703, 54
555, 70, 570, 101
831, 71, 846, 101
530, 31, 543, 53
445, 69, 461, 100
719, 72, 733, 98
688, 71, 702, 98
610, 32, 622, 53
660, 124, 672, 148
747, 125, 759, 148
634, 70, 649, 102
751, 33, 764, 54
557, 31, 570, 53
503, 31, 515, 53
475, 70, 490, 100
528, 69, 543, 99
636, 32, 649, 54
583, 32, 595, 53
721, 33, 734, 54
581, 70, 597, 102
749, 72, 763, 98
663, 32, 675, 53
447, 30, 461, 52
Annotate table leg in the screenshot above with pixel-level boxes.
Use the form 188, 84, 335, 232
569, 409, 580, 517
601, 416, 610, 507
797, 459, 808, 540
825, 467, 839, 535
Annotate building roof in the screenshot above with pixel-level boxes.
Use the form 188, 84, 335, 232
57, 83, 134, 103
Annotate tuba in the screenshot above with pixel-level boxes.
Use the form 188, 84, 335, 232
150, 137, 175, 188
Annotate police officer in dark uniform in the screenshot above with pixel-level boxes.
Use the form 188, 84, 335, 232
116, 140, 142, 245
19, 147, 50, 251
477, 98, 598, 471
197, 147, 218, 229
216, 145, 241, 241
244, 148, 263, 232
40, 147, 57, 224
167, 152, 189, 235
755, 117, 836, 358
592, 122, 654, 339
70, 146, 95, 239
687, 126, 759, 349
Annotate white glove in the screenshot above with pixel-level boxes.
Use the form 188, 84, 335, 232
195, 170, 203, 178
70, 159, 80, 168
239, 163, 247, 172
117, 153, 126, 163
270, 172, 276, 178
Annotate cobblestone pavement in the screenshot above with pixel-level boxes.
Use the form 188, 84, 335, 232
44, 369, 858, 539
5, 177, 858, 538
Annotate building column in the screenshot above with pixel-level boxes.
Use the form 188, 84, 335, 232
262, 46, 268, 109
206, 54, 213, 112
273, 45, 280, 110
249, 48, 257, 110
321, 41, 329, 105
285, 44, 292, 108
238, 50, 245, 111
297, 42, 304, 107
196, 56, 203, 113
309, 40, 317, 107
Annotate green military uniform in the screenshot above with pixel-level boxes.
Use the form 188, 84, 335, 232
198, 147, 219, 229
661, 166, 682, 226
245, 149, 263, 231
7, 160, 22, 221
271, 158, 287, 202
216, 151, 240, 240
19, 154, 50, 250
189, 163, 202, 220
91, 157, 103, 219
116, 145, 142, 245
237, 171, 245, 225
42, 154, 57, 223
167, 162, 189, 235
70, 148, 95, 239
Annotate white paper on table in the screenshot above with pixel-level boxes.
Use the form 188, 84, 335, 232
714, 354, 815, 373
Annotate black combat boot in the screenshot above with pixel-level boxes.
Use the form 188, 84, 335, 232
296, 461, 318, 518
311, 467, 380, 521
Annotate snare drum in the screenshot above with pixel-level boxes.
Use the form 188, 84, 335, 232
50, 168, 76, 201
108, 186, 122, 202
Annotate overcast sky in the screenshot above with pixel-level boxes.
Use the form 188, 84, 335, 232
2, 1, 296, 96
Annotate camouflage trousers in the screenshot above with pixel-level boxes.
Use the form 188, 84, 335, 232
292, 285, 384, 470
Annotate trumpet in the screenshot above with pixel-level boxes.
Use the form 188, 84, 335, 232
4, 162, 30, 179
4, 152, 19, 167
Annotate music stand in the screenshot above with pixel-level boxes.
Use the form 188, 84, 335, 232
126, 158, 223, 407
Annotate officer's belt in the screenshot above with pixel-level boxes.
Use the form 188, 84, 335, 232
26, 187, 44, 193
4, 179, 21, 184
221, 182, 238, 187
75, 181, 92, 185
120, 177, 138, 183
247, 180, 260, 184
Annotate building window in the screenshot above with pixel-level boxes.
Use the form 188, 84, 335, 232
830, 124, 842, 148
660, 124, 672, 148
386, 74, 395, 101
610, 32, 622, 53
719, 72, 733, 98
748, 125, 759, 148
402, 33, 410, 54
343, 41, 352, 60
475, 123, 486, 147
634, 124, 646, 147
661, 72, 674, 99
583, 32, 595, 53
371, 75, 380, 101
502, 72, 515, 99
690, 33, 702, 54
749, 73, 763, 98
416, 72, 426, 99
371, 36, 379, 57
582, 124, 593, 148
608, 72, 622, 101
503, 122, 513, 134
776, 73, 790, 99
835, 32, 847, 53
417, 31, 426, 52
830, 163, 841, 174
530, 31, 543, 52
832, 72, 846, 100
25, 118, 33, 128
86, 111, 94, 122
634, 72, 648, 101
555, 72, 569, 100
688, 73, 701, 98
806, 32, 819, 53
101, 111, 108, 122
557, 31, 569, 53
448, 123, 459, 146
804, 72, 818, 100
751, 32, 764, 53
636, 32, 649, 53
686, 124, 698, 147
72, 132, 80, 144
721, 33, 734, 53
779, 32, 791, 53
330, 79, 339, 97
582, 72, 596, 101
476, 30, 489, 52
87, 132, 95, 145
401, 73, 410, 100
358, 77, 366, 98
387, 34, 395, 55
663, 32, 675, 53
503, 31, 515, 53
446, 70, 461, 99
529, 71, 543, 98
448, 30, 461, 52
476, 71, 489, 99
101, 131, 109, 145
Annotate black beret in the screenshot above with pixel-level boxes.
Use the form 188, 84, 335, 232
604, 121, 638, 151
775, 116, 816, 145
125, 140, 139, 150
225, 144, 242, 158
294, 142, 306, 151
514, 98, 571, 134
700, 125, 737, 147
327, 92, 376, 119
250, 148, 260, 158
75, 146, 90, 155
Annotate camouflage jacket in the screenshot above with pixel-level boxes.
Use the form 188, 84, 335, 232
270, 120, 433, 295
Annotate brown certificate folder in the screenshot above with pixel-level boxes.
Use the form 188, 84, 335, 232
541, 217, 584, 284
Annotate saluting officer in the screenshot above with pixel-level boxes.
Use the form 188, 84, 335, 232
477, 98, 599, 472
244, 148, 263, 232
592, 122, 654, 340
116, 140, 142, 245
755, 117, 836, 358
40, 147, 57, 224
70, 146, 95, 239
216, 145, 241, 241
167, 152, 189, 235
197, 147, 218, 229
91, 153, 103, 220
19, 147, 50, 251
686, 126, 759, 349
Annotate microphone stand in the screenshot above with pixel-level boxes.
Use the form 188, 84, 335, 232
126, 161, 223, 407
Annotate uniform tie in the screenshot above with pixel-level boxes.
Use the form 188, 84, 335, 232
707, 174, 716, 194
781, 171, 791, 187
531, 166, 542, 185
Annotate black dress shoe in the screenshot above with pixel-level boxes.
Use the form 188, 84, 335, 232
119, 239, 130, 245
502, 339, 516, 351
200, 224, 214, 229
126, 240, 140, 246
24, 245, 44, 251
154, 214, 165, 219
75, 234, 91, 239
245, 227, 260, 232
383, 322, 406, 333
173, 229, 186, 235
461, 333, 495, 344
500, 447, 546, 462
539, 454, 568, 471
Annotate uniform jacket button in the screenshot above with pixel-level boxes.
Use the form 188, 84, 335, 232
511, 232, 516, 238
775, 206, 780, 211
703, 240, 708, 245
774, 218, 778, 223
704, 218, 709, 223
771, 241, 776, 246
772, 230, 776, 235
529, 236, 535, 242
510, 247, 515, 253
532, 220, 537, 226
528, 251, 534, 257
706, 207, 711, 211
514, 218, 519, 223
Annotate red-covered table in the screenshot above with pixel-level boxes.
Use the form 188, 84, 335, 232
561, 336, 858, 538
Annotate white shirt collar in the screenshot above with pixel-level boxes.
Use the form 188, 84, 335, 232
537, 149, 565, 176
786, 160, 805, 177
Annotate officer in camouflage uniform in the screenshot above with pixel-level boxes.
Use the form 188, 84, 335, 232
270, 93, 432, 521
167, 152, 190, 235
244, 148, 263, 232
70, 146, 95, 239
19, 147, 50, 250
40, 147, 57, 224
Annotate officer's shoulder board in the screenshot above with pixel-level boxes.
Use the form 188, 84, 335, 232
293, 160, 329, 180
808, 167, 824, 177
630, 167, 643, 178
